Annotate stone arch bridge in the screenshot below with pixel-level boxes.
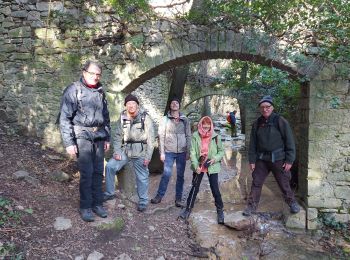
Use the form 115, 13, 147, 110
0, 0, 349, 229
110, 27, 349, 229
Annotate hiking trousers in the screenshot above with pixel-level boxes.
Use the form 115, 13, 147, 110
186, 172, 223, 211
247, 160, 296, 208
156, 152, 186, 200
105, 155, 149, 207
77, 139, 105, 209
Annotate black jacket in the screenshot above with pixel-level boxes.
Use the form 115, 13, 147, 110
248, 112, 295, 164
59, 78, 110, 147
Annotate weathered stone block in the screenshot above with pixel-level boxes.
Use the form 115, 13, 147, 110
0, 44, 16, 53
330, 213, 350, 223
314, 64, 336, 80
334, 186, 350, 199
307, 180, 334, 197
307, 219, 320, 230
8, 26, 32, 38
10, 53, 32, 60
232, 33, 243, 53
283, 205, 306, 229
117, 163, 136, 199
28, 11, 41, 21
327, 171, 350, 181
11, 10, 28, 18
307, 207, 318, 220
0, 6, 11, 16
34, 28, 60, 40
2, 21, 15, 28
36, 2, 63, 12
308, 196, 342, 208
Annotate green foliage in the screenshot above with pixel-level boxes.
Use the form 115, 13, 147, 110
0, 197, 21, 227
104, 0, 150, 20
187, 0, 350, 63
319, 213, 347, 231
128, 34, 144, 49
330, 96, 341, 109
0, 243, 23, 260
48, 11, 80, 32
220, 61, 300, 117
98, 217, 125, 232
63, 54, 82, 70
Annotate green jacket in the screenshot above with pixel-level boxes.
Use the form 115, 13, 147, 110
190, 131, 224, 174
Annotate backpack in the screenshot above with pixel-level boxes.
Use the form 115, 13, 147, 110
226, 114, 231, 123
55, 82, 106, 125
253, 114, 286, 141
121, 111, 148, 145
122, 111, 148, 131
229, 112, 236, 124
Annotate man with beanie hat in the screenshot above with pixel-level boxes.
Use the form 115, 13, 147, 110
243, 95, 300, 216
151, 97, 191, 207
124, 94, 139, 105
103, 94, 155, 212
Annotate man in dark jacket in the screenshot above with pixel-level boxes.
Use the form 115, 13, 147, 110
243, 95, 300, 216
59, 60, 110, 222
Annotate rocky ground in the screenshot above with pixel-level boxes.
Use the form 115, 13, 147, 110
1, 130, 350, 260
0, 134, 205, 260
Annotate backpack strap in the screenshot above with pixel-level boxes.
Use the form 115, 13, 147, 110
273, 114, 286, 141
55, 81, 81, 125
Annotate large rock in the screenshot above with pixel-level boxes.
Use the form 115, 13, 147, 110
190, 210, 242, 259
224, 211, 255, 231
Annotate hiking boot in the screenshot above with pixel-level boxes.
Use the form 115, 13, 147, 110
92, 205, 107, 218
150, 195, 162, 204
242, 204, 256, 216
175, 199, 184, 208
217, 209, 224, 225
289, 201, 300, 214
102, 194, 116, 202
179, 208, 191, 220
137, 204, 147, 212
79, 208, 94, 222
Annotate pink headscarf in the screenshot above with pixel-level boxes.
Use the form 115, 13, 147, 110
197, 116, 214, 160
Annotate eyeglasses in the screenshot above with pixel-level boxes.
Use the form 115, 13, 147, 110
259, 105, 272, 110
84, 70, 101, 77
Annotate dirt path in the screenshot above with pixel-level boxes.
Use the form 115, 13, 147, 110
0, 134, 204, 259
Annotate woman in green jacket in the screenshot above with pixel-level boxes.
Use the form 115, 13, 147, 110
179, 116, 225, 224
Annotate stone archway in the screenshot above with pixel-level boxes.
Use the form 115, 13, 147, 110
111, 29, 324, 94
112, 29, 349, 229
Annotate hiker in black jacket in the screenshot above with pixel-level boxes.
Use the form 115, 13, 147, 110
59, 61, 110, 222
243, 95, 300, 216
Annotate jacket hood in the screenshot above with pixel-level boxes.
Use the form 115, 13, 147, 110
198, 116, 214, 137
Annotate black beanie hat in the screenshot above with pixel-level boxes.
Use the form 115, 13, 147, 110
124, 94, 139, 106
258, 95, 274, 106
169, 97, 181, 107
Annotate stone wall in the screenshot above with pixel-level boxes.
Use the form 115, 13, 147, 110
0, 0, 239, 145
1, 1, 350, 227
306, 65, 350, 229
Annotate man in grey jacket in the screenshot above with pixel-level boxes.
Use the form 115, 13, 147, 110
103, 94, 155, 212
59, 60, 110, 222
151, 97, 191, 207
